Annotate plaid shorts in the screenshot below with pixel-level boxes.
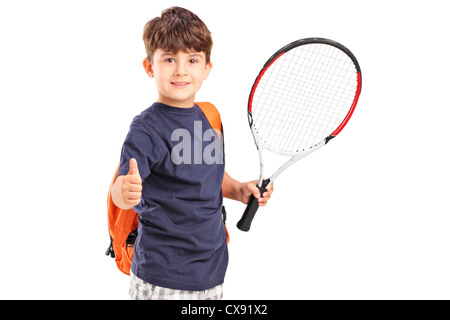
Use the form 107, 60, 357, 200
129, 271, 223, 300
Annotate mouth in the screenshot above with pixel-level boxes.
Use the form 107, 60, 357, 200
170, 82, 191, 88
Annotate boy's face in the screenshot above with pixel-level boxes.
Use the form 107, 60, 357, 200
144, 49, 212, 108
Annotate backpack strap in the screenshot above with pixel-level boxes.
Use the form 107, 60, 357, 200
196, 102, 222, 134
196, 102, 229, 244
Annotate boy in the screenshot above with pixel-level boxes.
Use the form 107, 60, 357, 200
111, 7, 273, 300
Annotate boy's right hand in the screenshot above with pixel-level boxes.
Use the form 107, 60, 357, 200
117, 158, 143, 209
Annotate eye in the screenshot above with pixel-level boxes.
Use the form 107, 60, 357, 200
189, 59, 199, 64
165, 58, 175, 63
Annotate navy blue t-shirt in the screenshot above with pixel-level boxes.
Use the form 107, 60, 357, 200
118, 102, 228, 291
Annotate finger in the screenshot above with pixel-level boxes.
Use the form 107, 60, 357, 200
261, 182, 273, 197
125, 198, 141, 207
126, 191, 142, 201
128, 158, 139, 176
262, 189, 273, 198
128, 175, 142, 185
259, 185, 273, 205
126, 172, 142, 184
246, 183, 260, 198
258, 194, 271, 204
122, 181, 142, 197
127, 183, 142, 192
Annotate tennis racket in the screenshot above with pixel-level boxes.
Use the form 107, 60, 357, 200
237, 37, 362, 231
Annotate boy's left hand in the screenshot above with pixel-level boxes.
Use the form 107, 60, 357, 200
241, 180, 274, 206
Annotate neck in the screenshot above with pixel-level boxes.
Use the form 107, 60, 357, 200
157, 96, 195, 108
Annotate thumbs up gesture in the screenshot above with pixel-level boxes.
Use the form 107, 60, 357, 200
112, 158, 143, 209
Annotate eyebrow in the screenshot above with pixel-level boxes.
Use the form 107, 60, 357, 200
160, 51, 204, 59
160, 51, 176, 57
187, 53, 203, 59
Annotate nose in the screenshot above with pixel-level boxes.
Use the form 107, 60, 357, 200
175, 61, 187, 77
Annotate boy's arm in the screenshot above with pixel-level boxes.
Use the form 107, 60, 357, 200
222, 171, 273, 206
111, 158, 143, 210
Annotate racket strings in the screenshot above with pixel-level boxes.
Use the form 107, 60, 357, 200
264, 46, 352, 148
251, 43, 358, 153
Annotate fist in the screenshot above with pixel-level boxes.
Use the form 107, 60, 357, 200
121, 158, 143, 209
242, 180, 274, 206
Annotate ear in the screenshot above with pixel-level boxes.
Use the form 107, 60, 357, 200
203, 61, 213, 80
143, 58, 154, 78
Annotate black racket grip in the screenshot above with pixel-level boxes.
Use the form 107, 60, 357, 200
237, 179, 270, 231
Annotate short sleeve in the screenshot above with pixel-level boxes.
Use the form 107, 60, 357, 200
117, 118, 160, 182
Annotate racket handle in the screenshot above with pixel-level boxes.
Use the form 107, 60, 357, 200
237, 179, 270, 231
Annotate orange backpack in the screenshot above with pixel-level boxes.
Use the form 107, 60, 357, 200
105, 102, 229, 275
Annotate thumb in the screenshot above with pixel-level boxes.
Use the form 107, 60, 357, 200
128, 158, 139, 175
246, 182, 260, 199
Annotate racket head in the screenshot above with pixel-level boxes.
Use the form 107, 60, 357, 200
248, 38, 362, 156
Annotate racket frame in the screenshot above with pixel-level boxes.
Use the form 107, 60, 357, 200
252, 129, 326, 188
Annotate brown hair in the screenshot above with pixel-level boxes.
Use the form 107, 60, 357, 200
143, 7, 213, 63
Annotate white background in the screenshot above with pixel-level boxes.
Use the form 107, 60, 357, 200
1, 0, 449, 300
